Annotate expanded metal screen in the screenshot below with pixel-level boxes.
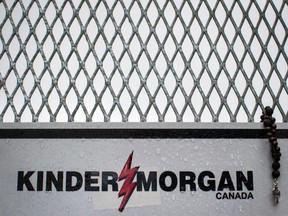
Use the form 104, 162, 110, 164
0, 0, 287, 122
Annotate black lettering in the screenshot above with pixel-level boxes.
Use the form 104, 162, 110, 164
159, 171, 177, 191
198, 171, 215, 191
217, 171, 235, 191
222, 192, 228, 199
241, 192, 247, 199
66, 172, 83, 191
248, 192, 254, 199
179, 171, 196, 191
102, 172, 118, 191
216, 192, 222, 199
17, 171, 35, 191
85, 171, 99, 191
229, 192, 235, 199
37, 171, 43, 191
46, 171, 63, 191
236, 171, 253, 191
137, 171, 157, 191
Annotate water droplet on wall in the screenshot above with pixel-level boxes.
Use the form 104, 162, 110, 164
240, 161, 243, 167
172, 195, 176, 200
238, 205, 243, 213
161, 157, 167, 163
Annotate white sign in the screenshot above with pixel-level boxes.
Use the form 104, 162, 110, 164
0, 123, 287, 216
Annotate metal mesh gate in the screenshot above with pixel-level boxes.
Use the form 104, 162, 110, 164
0, 0, 287, 122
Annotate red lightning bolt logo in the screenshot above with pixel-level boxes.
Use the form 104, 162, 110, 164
118, 151, 139, 212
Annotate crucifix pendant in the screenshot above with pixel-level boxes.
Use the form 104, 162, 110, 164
272, 181, 280, 204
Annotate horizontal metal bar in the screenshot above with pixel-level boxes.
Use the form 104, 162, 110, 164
0, 123, 287, 139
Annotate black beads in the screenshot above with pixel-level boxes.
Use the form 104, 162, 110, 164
272, 170, 280, 178
261, 106, 281, 180
265, 106, 273, 116
263, 119, 273, 127
272, 162, 280, 170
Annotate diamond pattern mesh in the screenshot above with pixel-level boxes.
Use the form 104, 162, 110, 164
0, 0, 287, 122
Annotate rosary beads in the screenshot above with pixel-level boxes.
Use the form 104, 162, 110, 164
260, 106, 281, 204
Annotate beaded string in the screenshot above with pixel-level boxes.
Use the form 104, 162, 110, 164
260, 106, 281, 204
